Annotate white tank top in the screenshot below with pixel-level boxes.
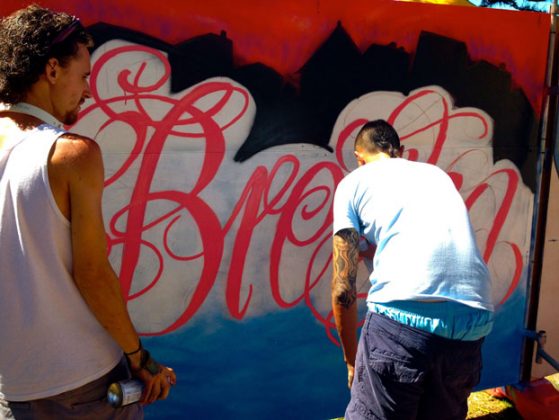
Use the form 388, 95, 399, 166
0, 124, 122, 401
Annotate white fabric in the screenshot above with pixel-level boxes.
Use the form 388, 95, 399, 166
333, 158, 493, 312
8, 103, 64, 129
0, 124, 121, 401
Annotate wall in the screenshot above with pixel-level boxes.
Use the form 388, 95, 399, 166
533, 161, 559, 378
0, 1, 552, 418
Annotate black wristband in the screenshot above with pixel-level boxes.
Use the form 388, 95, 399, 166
124, 340, 143, 357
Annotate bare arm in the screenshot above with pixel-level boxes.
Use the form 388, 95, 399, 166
51, 135, 175, 402
331, 228, 360, 388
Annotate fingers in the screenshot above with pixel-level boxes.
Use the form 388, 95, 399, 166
139, 371, 154, 405
140, 366, 176, 404
161, 367, 178, 399
146, 379, 161, 404
160, 367, 176, 400
347, 365, 355, 389
160, 376, 172, 400
166, 367, 177, 387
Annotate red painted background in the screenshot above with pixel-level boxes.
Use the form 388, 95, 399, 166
1, 0, 550, 111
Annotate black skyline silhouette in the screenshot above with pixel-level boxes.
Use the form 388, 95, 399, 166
87, 22, 537, 191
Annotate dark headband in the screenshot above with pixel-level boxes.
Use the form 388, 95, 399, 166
50, 17, 82, 48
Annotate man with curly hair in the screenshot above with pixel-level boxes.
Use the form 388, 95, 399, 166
0, 6, 176, 419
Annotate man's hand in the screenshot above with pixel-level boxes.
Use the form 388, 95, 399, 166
347, 362, 355, 389
133, 364, 177, 404
128, 349, 177, 404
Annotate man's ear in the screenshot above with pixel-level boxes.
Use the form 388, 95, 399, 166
45, 58, 60, 84
354, 150, 366, 166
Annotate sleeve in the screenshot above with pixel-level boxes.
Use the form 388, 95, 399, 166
333, 177, 361, 236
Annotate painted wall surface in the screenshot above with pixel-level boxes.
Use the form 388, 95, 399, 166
0, 1, 551, 418
533, 161, 559, 379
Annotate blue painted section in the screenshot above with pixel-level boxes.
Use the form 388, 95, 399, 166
141, 271, 529, 419
477, 276, 529, 389
143, 307, 349, 419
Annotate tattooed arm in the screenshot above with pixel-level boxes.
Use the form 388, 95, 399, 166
331, 228, 360, 388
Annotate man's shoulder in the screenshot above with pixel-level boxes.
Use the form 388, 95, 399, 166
51, 132, 103, 176
55, 132, 101, 159
337, 168, 359, 191
57, 131, 98, 147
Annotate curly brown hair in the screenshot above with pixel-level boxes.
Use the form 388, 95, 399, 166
0, 4, 92, 104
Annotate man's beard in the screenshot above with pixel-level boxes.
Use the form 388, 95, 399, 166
63, 108, 79, 125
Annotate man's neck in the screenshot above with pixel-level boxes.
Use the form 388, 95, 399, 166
21, 92, 54, 116
363, 152, 391, 165
8, 101, 63, 128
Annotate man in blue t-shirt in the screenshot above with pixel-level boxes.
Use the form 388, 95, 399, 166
331, 119, 493, 420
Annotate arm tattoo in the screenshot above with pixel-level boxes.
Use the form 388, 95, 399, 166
332, 228, 359, 309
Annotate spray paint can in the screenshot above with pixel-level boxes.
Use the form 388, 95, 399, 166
107, 379, 144, 407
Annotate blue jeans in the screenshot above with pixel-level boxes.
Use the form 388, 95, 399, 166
345, 311, 484, 420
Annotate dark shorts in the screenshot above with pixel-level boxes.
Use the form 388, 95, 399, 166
345, 311, 483, 420
1, 358, 143, 420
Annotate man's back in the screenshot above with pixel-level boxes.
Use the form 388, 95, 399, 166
334, 157, 493, 310
0, 7, 175, 416
0, 123, 122, 401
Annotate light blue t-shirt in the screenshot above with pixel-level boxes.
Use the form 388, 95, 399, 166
333, 158, 494, 339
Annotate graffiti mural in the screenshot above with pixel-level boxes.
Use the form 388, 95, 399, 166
75, 38, 533, 340
0, 0, 551, 418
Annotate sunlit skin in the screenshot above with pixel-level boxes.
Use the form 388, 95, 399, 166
19, 43, 91, 126
49, 44, 91, 125
0, 41, 176, 404
331, 228, 360, 388
331, 141, 391, 389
